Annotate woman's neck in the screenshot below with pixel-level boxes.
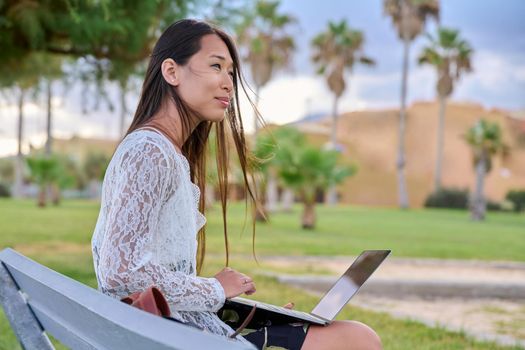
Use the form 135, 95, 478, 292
145, 100, 198, 152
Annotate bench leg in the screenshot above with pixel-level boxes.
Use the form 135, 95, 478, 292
0, 262, 54, 350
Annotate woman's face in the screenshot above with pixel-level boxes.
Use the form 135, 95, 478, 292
175, 34, 234, 123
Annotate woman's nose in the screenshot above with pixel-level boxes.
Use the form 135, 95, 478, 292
222, 73, 233, 94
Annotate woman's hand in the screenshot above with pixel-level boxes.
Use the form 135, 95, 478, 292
283, 302, 295, 309
214, 267, 256, 299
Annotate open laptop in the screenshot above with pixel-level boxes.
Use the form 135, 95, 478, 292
221, 250, 391, 327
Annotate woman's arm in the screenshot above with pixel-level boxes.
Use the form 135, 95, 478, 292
97, 141, 225, 312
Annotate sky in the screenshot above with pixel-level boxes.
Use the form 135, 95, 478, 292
1, 0, 524, 157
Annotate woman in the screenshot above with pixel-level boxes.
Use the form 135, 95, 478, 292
91, 19, 381, 350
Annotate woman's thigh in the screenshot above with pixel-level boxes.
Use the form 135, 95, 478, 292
301, 320, 382, 350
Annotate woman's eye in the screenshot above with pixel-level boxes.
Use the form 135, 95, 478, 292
228, 71, 234, 78
212, 63, 221, 70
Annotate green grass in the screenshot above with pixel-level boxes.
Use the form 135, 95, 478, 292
0, 198, 524, 349
1, 199, 523, 261
208, 204, 525, 261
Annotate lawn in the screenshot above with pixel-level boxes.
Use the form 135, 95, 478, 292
1, 199, 523, 261
0, 199, 524, 350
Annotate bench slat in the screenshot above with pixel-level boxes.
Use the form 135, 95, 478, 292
0, 262, 54, 350
0, 249, 255, 350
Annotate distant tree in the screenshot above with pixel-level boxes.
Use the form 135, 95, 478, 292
384, 0, 439, 209
0, 54, 40, 198
236, 0, 296, 133
260, 128, 356, 228
311, 19, 374, 204
419, 27, 473, 192
83, 152, 110, 182
205, 0, 247, 31
0, 158, 14, 185
254, 126, 305, 215
279, 145, 356, 229
0, 1, 193, 62
26, 155, 61, 207
464, 119, 507, 221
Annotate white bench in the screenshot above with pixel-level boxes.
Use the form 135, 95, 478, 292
0, 248, 255, 349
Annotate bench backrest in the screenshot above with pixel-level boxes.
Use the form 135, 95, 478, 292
0, 248, 254, 350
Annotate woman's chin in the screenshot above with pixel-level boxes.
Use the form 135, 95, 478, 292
203, 112, 227, 123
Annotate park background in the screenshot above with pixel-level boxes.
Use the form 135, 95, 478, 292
0, 0, 524, 349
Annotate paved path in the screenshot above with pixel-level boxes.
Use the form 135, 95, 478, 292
256, 255, 525, 348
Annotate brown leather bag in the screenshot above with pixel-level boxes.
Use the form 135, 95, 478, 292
121, 286, 171, 317
121, 286, 256, 337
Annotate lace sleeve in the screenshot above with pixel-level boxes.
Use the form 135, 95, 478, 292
97, 140, 225, 312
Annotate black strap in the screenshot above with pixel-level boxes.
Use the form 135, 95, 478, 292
229, 305, 257, 338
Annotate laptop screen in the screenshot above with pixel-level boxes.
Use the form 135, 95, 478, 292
310, 250, 391, 321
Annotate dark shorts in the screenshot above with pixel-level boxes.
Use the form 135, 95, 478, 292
241, 323, 309, 350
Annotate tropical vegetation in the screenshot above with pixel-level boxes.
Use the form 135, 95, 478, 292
464, 119, 507, 221
418, 27, 473, 192
384, 0, 440, 209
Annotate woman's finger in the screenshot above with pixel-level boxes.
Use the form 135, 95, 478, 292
283, 302, 294, 309
244, 282, 256, 295
240, 275, 252, 285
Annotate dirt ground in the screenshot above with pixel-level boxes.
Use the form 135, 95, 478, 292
262, 255, 525, 348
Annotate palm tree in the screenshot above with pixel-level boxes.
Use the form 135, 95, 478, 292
26, 156, 62, 207
258, 127, 356, 228
1, 56, 40, 198
254, 127, 305, 213
279, 144, 356, 229
384, 0, 439, 208
419, 28, 473, 192
83, 152, 110, 199
464, 119, 507, 221
236, 0, 296, 133
311, 19, 374, 204
38, 53, 64, 156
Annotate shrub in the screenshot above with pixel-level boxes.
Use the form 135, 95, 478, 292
486, 200, 502, 212
505, 189, 525, 212
424, 188, 469, 209
0, 183, 10, 197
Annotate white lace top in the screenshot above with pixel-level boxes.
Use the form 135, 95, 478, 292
91, 129, 248, 344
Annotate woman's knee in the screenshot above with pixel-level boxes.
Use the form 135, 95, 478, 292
339, 320, 382, 350
303, 320, 382, 350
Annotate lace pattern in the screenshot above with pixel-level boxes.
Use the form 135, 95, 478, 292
91, 129, 248, 343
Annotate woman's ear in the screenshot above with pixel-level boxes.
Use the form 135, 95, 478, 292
161, 58, 180, 86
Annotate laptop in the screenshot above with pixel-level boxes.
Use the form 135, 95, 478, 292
220, 250, 391, 327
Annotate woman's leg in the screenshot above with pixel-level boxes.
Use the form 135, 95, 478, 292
301, 320, 382, 350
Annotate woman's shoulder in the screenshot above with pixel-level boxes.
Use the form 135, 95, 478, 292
115, 129, 178, 170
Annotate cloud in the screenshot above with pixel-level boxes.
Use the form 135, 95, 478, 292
1, 48, 523, 158
453, 50, 525, 108
238, 74, 374, 132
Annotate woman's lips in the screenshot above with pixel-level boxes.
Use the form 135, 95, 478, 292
216, 97, 230, 108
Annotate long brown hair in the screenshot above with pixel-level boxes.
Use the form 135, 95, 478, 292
126, 19, 261, 274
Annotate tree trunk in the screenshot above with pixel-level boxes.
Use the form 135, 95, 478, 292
37, 186, 46, 207
331, 94, 339, 148
13, 88, 25, 198
326, 95, 339, 205
88, 179, 102, 199
45, 80, 53, 155
434, 95, 447, 192
281, 188, 294, 212
45, 80, 59, 204
301, 201, 316, 229
470, 155, 486, 221
119, 80, 128, 137
265, 169, 279, 213
51, 184, 61, 206
396, 1, 411, 209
